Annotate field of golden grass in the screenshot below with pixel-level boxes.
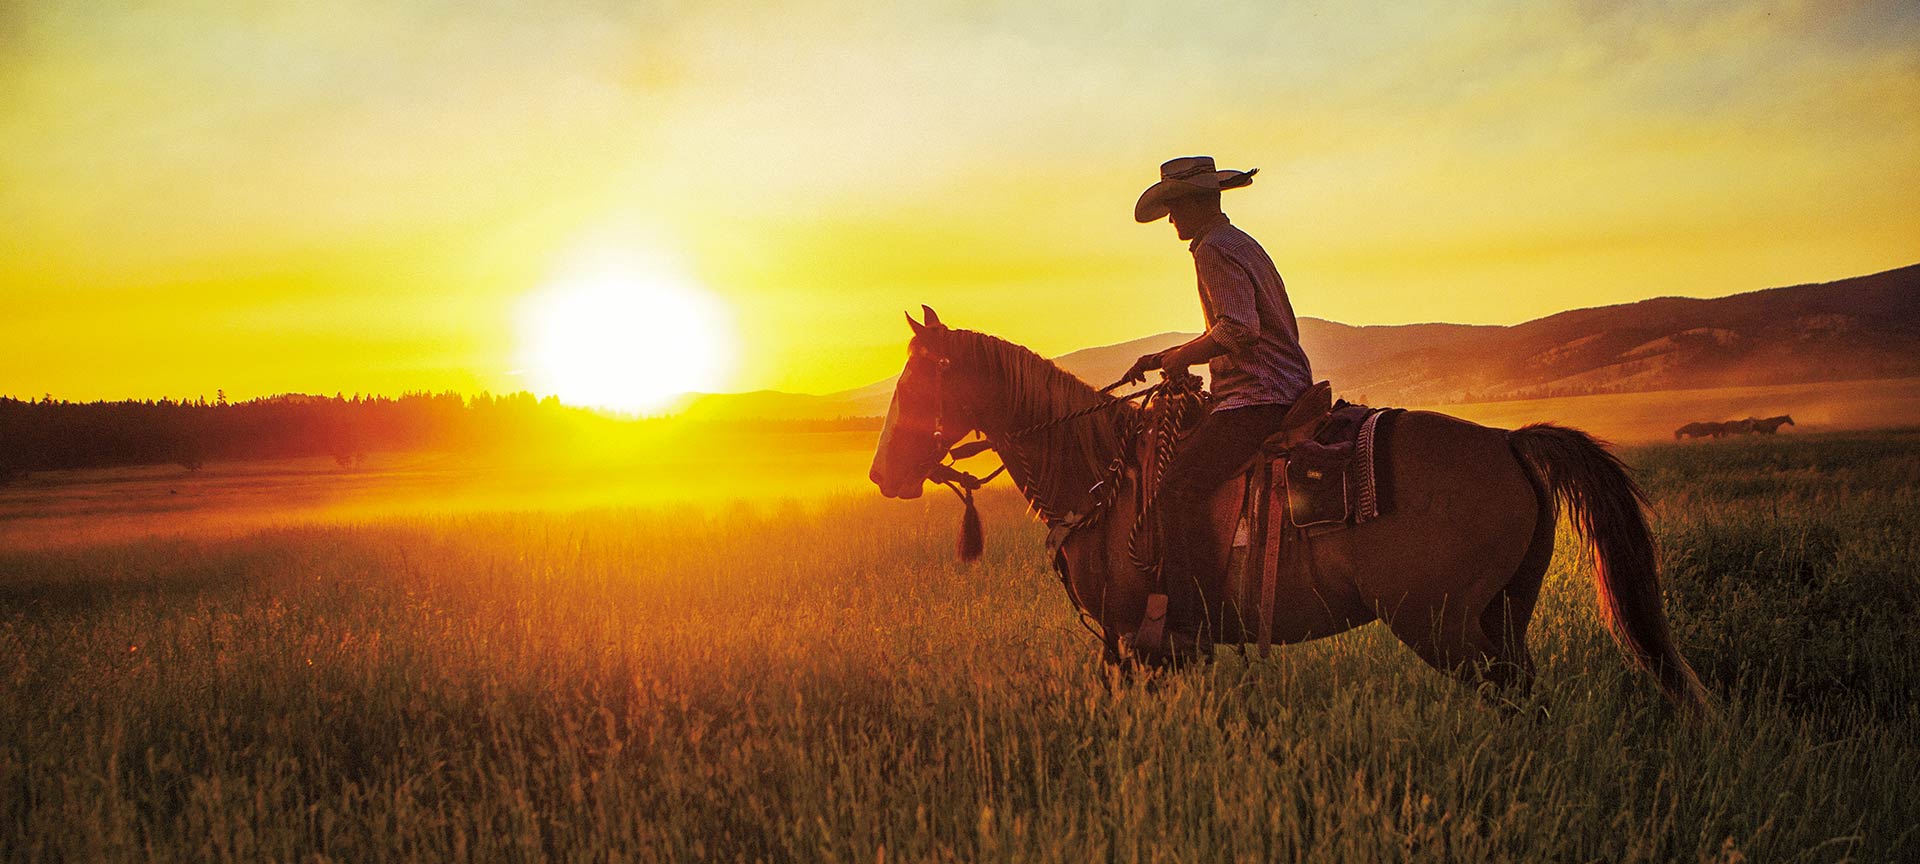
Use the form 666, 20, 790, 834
2, 428, 1917, 860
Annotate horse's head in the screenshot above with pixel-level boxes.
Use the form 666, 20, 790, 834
1782, 415, 1796, 426
870, 305, 976, 499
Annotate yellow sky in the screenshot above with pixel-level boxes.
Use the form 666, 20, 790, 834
3, 1, 1916, 402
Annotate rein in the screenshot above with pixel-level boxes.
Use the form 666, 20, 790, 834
899, 334, 1204, 654
931, 382, 1161, 489
904, 328, 1191, 571
916, 357, 1162, 561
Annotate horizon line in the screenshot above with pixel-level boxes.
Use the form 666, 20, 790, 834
6, 260, 1912, 405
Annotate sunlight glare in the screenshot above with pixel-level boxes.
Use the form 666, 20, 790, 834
518, 261, 734, 414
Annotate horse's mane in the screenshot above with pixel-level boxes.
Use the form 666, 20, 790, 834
936, 328, 1134, 523
939, 328, 1109, 430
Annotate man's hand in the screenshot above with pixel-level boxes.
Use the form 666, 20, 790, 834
1159, 343, 1200, 373
1120, 351, 1164, 386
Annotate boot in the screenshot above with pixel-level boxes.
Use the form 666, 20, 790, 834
1128, 592, 1214, 668
1161, 590, 1216, 664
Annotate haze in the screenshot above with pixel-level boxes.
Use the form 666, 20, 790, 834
3, 0, 1916, 404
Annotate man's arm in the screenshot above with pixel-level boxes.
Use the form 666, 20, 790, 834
1185, 243, 1260, 368
1159, 247, 1260, 372
1121, 246, 1261, 383
1157, 331, 1230, 372
1119, 331, 1229, 385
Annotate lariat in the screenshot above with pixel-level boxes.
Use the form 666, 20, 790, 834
1126, 371, 1211, 582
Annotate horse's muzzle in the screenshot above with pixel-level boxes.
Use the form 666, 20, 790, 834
869, 468, 924, 499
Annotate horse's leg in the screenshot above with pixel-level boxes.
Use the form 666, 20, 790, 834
1353, 412, 1547, 704
1474, 460, 1557, 697
1378, 599, 1500, 683
1477, 592, 1539, 694
1378, 603, 1544, 720
1066, 491, 1157, 674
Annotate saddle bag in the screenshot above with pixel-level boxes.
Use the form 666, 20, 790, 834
1285, 440, 1354, 529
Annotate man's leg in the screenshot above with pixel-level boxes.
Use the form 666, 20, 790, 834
1155, 404, 1291, 648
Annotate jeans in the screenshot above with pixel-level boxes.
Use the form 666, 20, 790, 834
1155, 403, 1291, 634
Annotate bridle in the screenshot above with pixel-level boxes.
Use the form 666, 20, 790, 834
911, 347, 1006, 503
908, 341, 1163, 524
893, 334, 1204, 655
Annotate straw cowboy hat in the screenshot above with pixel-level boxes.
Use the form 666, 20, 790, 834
1134, 156, 1258, 223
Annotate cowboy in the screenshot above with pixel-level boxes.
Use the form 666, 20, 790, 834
1119, 155, 1313, 661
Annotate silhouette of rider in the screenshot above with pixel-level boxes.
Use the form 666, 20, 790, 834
1119, 156, 1314, 661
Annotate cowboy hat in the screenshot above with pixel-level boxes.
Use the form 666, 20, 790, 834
1134, 156, 1257, 223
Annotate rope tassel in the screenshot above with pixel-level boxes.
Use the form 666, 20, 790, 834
929, 454, 1002, 563
958, 489, 984, 562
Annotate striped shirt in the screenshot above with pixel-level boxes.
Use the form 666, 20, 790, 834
1189, 216, 1313, 411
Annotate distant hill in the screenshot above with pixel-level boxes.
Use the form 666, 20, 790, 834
1325, 263, 1920, 404
687, 263, 1920, 418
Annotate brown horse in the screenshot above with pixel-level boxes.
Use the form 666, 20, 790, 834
1674, 421, 1724, 439
1749, 415, 1795, 434
870, 309, 1711, 712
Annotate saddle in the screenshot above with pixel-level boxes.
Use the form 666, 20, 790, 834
1232, 381, 1403, 654
1208, 381, 1400, 534
1135, 380, 1405, 658
1262, 382, 1396, 530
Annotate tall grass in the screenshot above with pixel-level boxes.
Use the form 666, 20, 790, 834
1, 433, 1915, 861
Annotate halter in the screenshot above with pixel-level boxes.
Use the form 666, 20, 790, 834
914, 339, 1164, 526
915, 346, 1002, 506
901, 336, 1205, 654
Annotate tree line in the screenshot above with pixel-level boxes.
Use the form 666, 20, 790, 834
0, 391, 881, 479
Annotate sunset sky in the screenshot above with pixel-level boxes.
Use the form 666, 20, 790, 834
3, 1, 1916, 407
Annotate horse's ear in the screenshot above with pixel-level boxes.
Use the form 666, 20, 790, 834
921, 305, 944, 330
906, 311, 926, 336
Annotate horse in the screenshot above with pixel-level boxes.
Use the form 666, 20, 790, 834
870, 308, 1712, 713
1674, 421, 1724, 440
1749, 415, 1794, 434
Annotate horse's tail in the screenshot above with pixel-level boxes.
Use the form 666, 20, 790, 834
1508, 423, 1714, 716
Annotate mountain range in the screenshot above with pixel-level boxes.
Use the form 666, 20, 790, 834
679, 263, 1920, 420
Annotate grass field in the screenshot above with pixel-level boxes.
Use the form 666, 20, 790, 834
2, 431, 1917, 861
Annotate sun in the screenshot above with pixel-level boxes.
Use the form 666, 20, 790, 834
517, 265, 734, 414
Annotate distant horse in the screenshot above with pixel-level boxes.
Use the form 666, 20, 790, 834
1748, 415, 1794, 434
871, 308, 1711, 713
1674, 421, 1724, 440
1676, 419, 1752, 439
